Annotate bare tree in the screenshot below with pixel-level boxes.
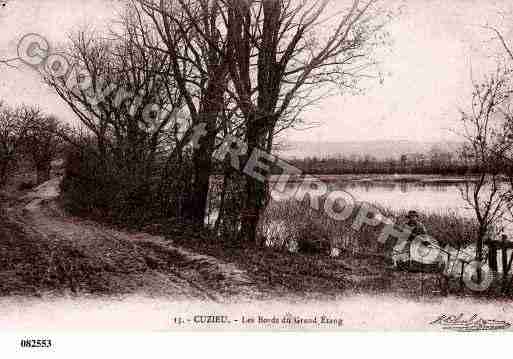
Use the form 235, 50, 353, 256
0, 103, 23, 187
133, 0, 386, 241
0, 103, 61, 187
459, 67, 513, 278
21, 112, 64, 185
46, 25, 183, 185
133, 0, 235, 224
485, 24, 513, 63
223, 0, 385, 243
39, 21, 193, 222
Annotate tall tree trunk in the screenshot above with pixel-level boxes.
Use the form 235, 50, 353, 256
189, 137, 214, 223
239, 119, 268, 245
239, 175, 266, 245
187, 82, 225, 225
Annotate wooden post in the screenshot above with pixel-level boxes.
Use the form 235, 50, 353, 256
502, 235, 508, 276
459, 259, 467, 293
505, 252, 513, 295
488, 240, 498, 273
501, 235, 513, 294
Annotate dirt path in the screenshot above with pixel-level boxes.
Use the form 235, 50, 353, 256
3, 176, 264, 302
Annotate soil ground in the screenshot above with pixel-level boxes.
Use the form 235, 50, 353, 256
0, 164, 456, 301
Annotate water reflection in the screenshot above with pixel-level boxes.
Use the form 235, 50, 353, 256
336, 181, 469, 216
269, 177, 472, 217
209, 176, 512, 235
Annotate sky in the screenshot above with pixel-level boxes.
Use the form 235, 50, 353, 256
1, 0, 513, 143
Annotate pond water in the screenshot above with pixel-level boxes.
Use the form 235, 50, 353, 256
270, 175, 513, 270
270, 175, 476, 217
330, 180, 472, 217
208, 175, 513, 259
210, 175, 511, 228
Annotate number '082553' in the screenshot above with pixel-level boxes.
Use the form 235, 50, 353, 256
20, 339, 52, 348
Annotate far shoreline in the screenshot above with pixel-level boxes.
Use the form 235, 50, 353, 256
265, 173, 492, 184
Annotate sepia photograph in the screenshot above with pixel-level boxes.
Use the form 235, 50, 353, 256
2, 0, 513, 352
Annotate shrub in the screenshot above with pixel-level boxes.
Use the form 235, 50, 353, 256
259, 196, 478, 256
60, 143, 194, 227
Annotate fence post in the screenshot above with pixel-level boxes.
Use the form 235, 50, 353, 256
459, 259, 466, 293
488, 240, 498, 273
502, 235, 508, 276
442, 252, 451, 296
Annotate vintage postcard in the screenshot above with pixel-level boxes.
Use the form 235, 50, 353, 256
1, 0, 513, 353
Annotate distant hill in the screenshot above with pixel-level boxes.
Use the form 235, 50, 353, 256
277, 140, 463, 160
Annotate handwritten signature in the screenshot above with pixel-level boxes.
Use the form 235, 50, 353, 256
430, 314, 511, 332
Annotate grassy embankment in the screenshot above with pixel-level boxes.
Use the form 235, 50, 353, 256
260, 196, 477, 253
0, 167, 480, 299
168, 196, 479, 298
